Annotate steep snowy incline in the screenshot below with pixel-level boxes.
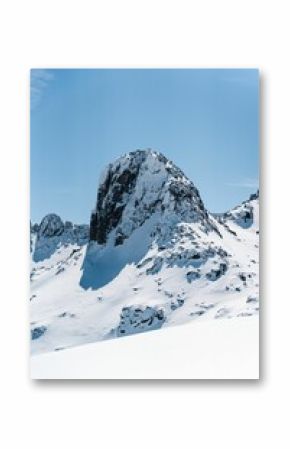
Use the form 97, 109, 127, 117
31, 315, 259, 379
30, 150, 259, 355
81, 149, 220, 289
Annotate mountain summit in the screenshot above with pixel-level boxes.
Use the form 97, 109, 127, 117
82, 149, 223, 290
30, 150, 259, 354
89, 149, 214, 247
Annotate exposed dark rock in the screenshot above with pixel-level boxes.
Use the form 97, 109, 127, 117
64, 221, 73, 229
186, 270, 201, 283
31, 325, 47, 340
115, 305, 165, 337
31, 223, 40, 233
246, 295, 259, 303
170, 298, 185, 310
206, 262, 228, 281
38, 214, 64, 238
239, 273, 247, 282
89, 149, 211, 246
89, 155, 143, 244
249, 190, 259, 201
190, 310, 205, 317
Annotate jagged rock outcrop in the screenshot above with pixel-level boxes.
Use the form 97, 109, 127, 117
37, 213, 64, 238
217, 190, 259, 229
249, 190, 259, 201
30, 150, 259, 354
31, 325, 47, 340
81, 149, 229, 290
89, 149, 215, 247
31, 213, 89, 262
114, 305, 165, 337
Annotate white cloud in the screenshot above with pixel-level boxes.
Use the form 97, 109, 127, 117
30, 69, 54, 110
226, 178, 259, 189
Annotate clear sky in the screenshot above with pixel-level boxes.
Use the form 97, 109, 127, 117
30, 68, 259, 224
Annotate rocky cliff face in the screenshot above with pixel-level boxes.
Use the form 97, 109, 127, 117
30, 150, 259, 354
89, 149, 215, 247
37, 214, 65, 238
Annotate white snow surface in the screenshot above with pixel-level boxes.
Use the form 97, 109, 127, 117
30, 150, 259, 360
31, 315, 259, 379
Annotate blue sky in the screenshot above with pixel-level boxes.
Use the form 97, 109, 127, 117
30, 68, 259, 224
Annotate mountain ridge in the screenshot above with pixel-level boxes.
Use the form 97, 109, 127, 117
30, 149, 259, 354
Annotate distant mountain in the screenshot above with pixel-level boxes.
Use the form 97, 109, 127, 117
30, 150, 259, 354
31, 214, 89, 262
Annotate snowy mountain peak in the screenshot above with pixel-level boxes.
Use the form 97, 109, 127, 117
31, 214, 89, 262
30, 151, 259, 355
37, 213, 65, 238
249, 190, 259, 201
89, 149, 211, 247
218, 190, 259, 230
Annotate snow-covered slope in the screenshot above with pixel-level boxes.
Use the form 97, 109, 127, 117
31, 315, 259, 379
30, 149, 259, 355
